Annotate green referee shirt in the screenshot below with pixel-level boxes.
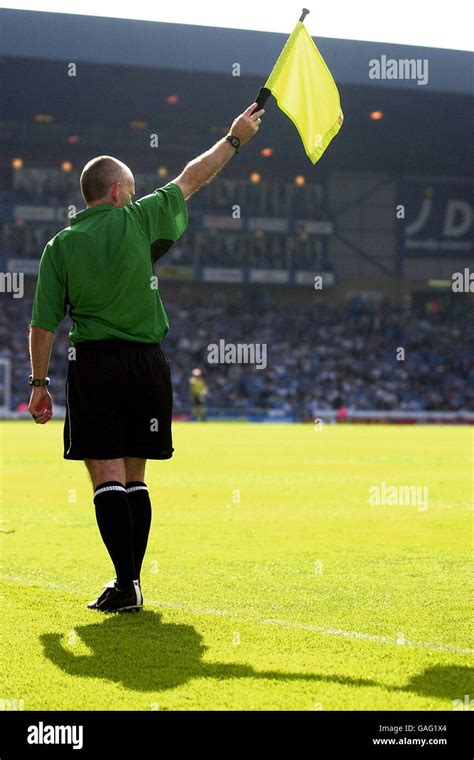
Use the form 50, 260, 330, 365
30, 181, 188, 344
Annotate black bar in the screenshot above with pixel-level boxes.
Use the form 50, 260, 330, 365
0, 710, 471, 756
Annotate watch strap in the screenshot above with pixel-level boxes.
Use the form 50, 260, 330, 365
226, 134, 241, 153
29, 376, 50, 387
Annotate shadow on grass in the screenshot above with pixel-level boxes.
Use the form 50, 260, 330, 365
395, 665, 474, 702
40, 611, 376, 693
40, 612, 473, 701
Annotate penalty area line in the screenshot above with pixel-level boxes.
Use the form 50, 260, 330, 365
0, 573, 472, 656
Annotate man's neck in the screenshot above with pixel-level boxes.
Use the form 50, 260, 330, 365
86, 199, 113, 209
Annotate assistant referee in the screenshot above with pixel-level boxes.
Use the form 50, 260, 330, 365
28, 102, 264, 613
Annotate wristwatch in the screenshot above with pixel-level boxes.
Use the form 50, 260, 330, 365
28, 376, 50, 387
225, 134, 241, 153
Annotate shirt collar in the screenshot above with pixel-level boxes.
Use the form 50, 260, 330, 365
70, 204, 114, 225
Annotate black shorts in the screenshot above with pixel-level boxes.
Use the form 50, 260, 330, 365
64, 339, 173, 461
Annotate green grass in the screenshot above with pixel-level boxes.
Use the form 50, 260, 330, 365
0, 421, 472, 710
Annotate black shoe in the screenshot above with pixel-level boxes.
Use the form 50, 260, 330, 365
87, 578, 118, 610
95, 580, 143, 613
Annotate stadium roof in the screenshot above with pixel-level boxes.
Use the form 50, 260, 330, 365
0, 8, 472, 94
1, 9, 472, 178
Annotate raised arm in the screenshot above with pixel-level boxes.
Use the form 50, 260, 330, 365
173, 102, 265, 201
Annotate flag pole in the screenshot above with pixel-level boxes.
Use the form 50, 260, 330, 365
251, 9, 310, 115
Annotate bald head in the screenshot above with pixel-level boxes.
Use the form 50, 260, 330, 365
80, 155, 135, 207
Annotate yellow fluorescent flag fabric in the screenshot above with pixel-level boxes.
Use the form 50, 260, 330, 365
265, 21, 343, 164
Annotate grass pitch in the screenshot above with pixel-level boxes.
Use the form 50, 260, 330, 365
0, 421, 472, 711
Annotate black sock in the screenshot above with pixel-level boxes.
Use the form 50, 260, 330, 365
126, 481, 152, 580
93, 481, 136, 588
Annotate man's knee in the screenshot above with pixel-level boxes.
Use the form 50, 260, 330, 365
85, 458, 126, 488
124, 457, 147, 483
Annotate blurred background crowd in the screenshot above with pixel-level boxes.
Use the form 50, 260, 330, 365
2, 290, 472, 417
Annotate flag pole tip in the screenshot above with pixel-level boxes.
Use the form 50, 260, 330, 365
299, 8, 310, 22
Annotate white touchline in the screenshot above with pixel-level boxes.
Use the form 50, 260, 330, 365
0, 574, 472, 656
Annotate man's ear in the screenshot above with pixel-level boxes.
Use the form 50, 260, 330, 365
109, 181, 121, 206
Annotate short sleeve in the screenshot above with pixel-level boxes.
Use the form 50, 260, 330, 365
129, 182, 188, 244
30, 241, 67, 332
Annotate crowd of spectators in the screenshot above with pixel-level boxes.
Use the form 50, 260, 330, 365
1, 292, 472, 417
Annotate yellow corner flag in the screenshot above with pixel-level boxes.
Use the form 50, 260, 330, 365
264, 15, 343, 164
